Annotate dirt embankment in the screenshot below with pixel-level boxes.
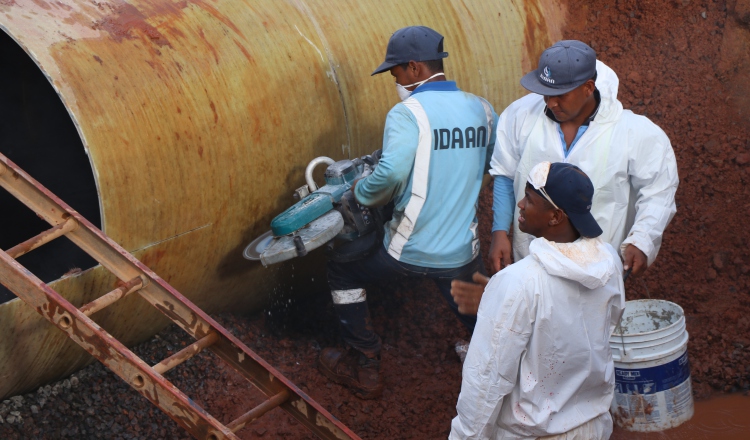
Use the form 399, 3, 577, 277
561, 0, 750, 398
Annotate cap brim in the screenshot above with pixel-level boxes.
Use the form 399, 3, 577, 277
520, 70, 584, 96
566, 211, 603, 238
371, 61, 398, 76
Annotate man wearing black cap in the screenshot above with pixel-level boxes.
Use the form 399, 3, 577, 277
450, 161, 625, 440
317, 26, 498, 399
487, 40, 678, 279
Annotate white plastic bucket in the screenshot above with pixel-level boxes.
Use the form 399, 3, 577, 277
609, 299, 694, 432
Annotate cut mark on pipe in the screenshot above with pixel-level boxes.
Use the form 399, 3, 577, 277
294, 25, 325, 64
130, 223, 212, 254
292, 1, 352, 158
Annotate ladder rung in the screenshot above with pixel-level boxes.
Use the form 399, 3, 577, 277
153, 332, 220, 375
227, 390, 290, 433
5, 218, 77, 259
79, 276, 144, 317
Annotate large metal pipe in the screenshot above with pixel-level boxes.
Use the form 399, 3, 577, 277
0, 0, 564, 398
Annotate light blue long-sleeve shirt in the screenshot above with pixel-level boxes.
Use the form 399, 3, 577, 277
355, 81, 498, 268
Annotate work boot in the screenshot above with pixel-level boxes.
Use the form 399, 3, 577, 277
318, 347, 383, 399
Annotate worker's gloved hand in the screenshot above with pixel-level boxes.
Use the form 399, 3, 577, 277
623, 244, 648, 277
451, 272, 490, 315
488, 230, 512, 274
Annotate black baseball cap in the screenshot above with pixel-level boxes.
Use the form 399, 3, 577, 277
529, 162, 602, 238
520, 40, 597, 96
372, 26, 449, 76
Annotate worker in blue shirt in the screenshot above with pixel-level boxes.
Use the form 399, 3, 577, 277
317, 26, 499, 399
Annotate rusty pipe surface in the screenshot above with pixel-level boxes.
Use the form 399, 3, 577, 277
0, 0, 564, 398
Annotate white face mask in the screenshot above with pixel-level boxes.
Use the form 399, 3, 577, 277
395, 72, 445, 101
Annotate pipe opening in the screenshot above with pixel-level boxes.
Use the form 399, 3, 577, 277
0, 30, 101, 304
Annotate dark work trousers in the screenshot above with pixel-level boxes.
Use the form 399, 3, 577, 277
326, 245, 485, 356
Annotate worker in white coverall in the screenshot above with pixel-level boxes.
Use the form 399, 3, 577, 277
489, 40, 678, 275
451, 40, 678, 316
450, 161, 625, 440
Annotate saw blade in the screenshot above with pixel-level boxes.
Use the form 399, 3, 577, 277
243, 230, 275, 261
259, 209, 344, 266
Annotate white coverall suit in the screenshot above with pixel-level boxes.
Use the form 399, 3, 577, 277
489, 61, 679, 264
450, 237, 626, 439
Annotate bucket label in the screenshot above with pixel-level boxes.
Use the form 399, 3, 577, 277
612, 378, 693, 428
614, 351, 690, 395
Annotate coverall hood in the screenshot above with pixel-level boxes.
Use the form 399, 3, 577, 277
529, 236, 616, 289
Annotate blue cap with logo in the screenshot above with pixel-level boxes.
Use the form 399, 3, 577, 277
372, 26, 448, 76
520, 40, 597, 96
528, 162, 602, 238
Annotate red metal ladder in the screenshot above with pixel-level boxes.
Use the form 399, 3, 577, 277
0, 152, 360, 440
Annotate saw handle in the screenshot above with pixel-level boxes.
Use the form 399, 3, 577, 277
305, 156, 335, 191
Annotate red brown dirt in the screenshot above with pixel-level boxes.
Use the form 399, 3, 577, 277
561, 0, 750, 399
0, 2, 748, 440
196, 0, 750, 438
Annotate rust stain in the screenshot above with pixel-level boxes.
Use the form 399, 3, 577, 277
93, 2, 172, 48
192, 0, 244, 40
153, 301, 206, 339
30, 0, 49, 10
209, 101, 217, 124
171, 399, 214, 436
522, 0, 552, 70
0, 0, 16, 7
93, 55, 103, 65
141, 249, 166, 267
167, 24, 186, 40
53, 1, 70, 11
198, 28, 219, 64
233, 38, 254, 64
198, 146, 203, 158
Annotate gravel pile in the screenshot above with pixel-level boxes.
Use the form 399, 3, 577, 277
0, 277, 472, 440
0, 326, 199, 439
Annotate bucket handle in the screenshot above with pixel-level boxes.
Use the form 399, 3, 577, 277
615, 320, 627, 357
616, 269, 633, 356
615, 272, 654, 356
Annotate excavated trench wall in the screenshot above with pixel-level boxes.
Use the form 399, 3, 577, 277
0, 0, 564, 398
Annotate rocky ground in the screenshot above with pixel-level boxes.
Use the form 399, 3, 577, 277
0, 281, 475, 439
2, 0, 750, 439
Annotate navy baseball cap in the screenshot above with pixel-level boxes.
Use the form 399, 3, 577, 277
372, 26, 448, 76
520, 40, 597, 96
528, 162, 602, 238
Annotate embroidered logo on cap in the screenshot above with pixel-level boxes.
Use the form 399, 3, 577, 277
540, 66, 555, 84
